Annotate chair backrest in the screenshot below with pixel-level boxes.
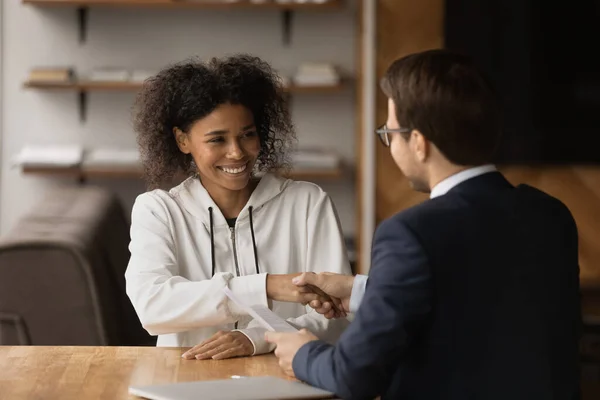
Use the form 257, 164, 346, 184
0, 186, 154, 346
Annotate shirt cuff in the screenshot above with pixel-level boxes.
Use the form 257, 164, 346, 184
228, 273, 268, 317
234, 327, 275, 356
349, 274, 368, 314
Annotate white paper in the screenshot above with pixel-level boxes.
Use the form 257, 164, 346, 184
223, 287, 298, 333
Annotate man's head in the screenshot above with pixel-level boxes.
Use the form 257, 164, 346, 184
378, 49, 502, 192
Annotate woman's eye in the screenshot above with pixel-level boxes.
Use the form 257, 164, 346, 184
208, 137, 225, 143
243, 131, 258, 138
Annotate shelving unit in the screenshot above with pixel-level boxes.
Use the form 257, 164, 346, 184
18, 0, 360, 268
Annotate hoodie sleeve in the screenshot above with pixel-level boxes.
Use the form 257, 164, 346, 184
125, 193, 268, 336
238, 191, 352, 355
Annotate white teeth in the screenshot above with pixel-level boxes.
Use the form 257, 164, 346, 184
220, 164, 247, 174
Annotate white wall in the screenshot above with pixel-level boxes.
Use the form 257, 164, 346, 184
0, 1, 357, 236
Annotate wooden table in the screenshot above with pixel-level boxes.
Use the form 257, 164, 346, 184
0, 346, 289, 399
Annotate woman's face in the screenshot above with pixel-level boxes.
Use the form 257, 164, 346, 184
175, 103, 261, 192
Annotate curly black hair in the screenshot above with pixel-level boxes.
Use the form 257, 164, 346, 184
133, 54, 295, 189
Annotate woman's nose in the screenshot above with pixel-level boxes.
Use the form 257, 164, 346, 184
227, 139, 245, 159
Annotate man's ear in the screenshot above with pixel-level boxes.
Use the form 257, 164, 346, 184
173, 127, 190, 154
411, 129, 429, 163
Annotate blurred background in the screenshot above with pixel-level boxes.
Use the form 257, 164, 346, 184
0, 0, 599, 397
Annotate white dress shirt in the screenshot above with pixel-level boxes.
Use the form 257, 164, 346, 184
348, 165, 497, 313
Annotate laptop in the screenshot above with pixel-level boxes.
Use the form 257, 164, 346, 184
128, 375, 336, 400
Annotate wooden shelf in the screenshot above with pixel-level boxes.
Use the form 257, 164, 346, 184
21, 165, 143, 179
24, 80, 346, 93
83, 166, 144, 178
24, 79, 347, 121
21, 164, 345, 181
22, 166, 82, 177
24, 81, 144, 91
22, 0, 343, 10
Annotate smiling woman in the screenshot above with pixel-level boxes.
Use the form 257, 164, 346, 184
173, 103, 261, 208
126, 54, 351, 361
134, 55, 293, 190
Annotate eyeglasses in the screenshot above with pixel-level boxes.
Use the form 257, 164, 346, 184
375, 124, 412, 147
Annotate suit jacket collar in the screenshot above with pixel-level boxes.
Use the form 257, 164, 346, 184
430, 165, 497, 198
447, 170, 514, 196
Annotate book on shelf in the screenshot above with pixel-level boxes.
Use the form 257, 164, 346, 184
83, 148, 141, 169
130, 70, 157, 83
27, 67, 75, 83
13, 145, 83, 168
293, 62, 340, 86
88, 67, 130, 82
291, 148, 341, 170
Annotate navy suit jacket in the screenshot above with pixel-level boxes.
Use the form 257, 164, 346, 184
293, 172, 581, 400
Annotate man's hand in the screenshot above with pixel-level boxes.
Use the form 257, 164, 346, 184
266, 274, 345, 317
181, 331, 253, 360
264, 329, 318, 377
293, 272, 355, 318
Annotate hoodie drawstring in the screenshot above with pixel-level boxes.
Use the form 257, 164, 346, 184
209, 207, 216, 277
248, 206, 259, 275
207, 206, 260, 277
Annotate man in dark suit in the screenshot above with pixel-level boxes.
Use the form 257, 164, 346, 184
265, 49, 581, 400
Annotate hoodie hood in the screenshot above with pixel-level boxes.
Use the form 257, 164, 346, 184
171, 172, 290, 226
171, 172, 291, 278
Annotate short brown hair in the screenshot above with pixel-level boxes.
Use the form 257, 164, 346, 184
380, 49, 501, 165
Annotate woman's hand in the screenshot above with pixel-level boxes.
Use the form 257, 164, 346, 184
266, 273, 346, 317
182, 331, 254, 360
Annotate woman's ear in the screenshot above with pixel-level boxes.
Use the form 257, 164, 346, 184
173, 127, 190, 154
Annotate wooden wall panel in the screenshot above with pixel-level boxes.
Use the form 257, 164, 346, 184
373, 1, 600, 313
375, 0, 444, 224
373, 1, 600, 397
354, 0, 364, 274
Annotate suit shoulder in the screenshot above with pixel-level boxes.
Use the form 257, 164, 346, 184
516, 184, 575, 223
385, 196, 455, 225
375, 209, 422, 240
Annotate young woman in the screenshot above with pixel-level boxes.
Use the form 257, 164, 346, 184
125, 54, 351, 360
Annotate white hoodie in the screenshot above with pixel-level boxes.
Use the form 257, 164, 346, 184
125, 173, 351, 354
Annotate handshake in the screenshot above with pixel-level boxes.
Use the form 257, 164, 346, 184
181, 272, 355, 361
266, 272, 355, 319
